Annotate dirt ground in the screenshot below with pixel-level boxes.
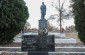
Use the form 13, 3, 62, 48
0, 42, 21, 47
65, 33, 82, 43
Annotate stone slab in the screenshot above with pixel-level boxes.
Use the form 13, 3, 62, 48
21, 35, 55, 52
1, 52, 85, 55
55, 38, 76, 44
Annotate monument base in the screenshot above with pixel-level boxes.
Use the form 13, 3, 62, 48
21, 34, 55, 52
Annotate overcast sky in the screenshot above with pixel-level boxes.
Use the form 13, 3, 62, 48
24, 0, 74, 29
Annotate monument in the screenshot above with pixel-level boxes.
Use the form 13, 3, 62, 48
38, 2, 48, 50
21, 2, 55, 52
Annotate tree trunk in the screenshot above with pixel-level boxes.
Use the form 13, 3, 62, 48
59, 0, 62, 33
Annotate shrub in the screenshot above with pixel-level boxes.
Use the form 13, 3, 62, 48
0, 0, 29, 43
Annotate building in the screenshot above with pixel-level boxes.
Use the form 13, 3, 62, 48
24, 22, 31, 30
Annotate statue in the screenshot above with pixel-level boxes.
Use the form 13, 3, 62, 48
40, 2, 46, 19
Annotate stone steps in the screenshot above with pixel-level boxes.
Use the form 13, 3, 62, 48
55, 47, 85, 52
0, 46, 85, 55
0, 47, 85, 52
0, 47, 21, 52
0, 52, 85, 55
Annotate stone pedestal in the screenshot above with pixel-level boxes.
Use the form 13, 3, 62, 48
38, 19, 48, 34
38, 19, 49, 51
37, 35, 48, 50
39, 19, 48, 27
21, 34, 55, 52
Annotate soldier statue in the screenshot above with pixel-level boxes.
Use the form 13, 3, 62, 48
40, 2, 46, 19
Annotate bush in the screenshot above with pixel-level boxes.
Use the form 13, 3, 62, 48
0, 0, 29, 43
71, 0, 85, 44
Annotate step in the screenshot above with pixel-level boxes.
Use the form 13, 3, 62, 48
55, 47, 85, 52
0, 52, 85, 55
55, 38, 76, 44
0, 47, 85, 52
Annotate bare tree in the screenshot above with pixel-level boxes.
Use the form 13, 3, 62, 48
48, 0, 70, 33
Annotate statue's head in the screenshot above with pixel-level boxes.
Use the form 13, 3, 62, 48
42, 2, 44, 5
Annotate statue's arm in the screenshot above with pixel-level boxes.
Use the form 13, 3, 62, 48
44, 5, 46, 14
40, 5, 43, 10
45, 6, 46, 11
